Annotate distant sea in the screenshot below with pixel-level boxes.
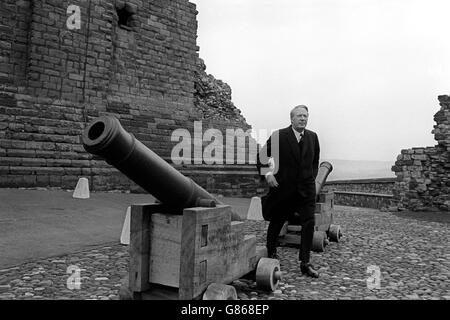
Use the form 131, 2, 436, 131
322, 159, 396, 181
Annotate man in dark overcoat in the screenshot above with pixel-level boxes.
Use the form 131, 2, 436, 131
257, 105, 320, 277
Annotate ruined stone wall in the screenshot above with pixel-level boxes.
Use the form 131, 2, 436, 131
194, 58, 249, 127
182, 57, 261, 197
0, 0, 261, 196
391, 95, 450, 211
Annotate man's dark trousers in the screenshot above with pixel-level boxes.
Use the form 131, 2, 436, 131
266, 188, 315, 263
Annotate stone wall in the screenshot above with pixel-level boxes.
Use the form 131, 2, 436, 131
325, 178, 395, 195
323, 178, 395, 209
331, 192, 393, 210
0, 0, 31, 88
0, 0, 260, 196
190, 57, 256, 166
391, 95, 450, 211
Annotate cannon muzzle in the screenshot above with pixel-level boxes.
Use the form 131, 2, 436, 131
315, 161, 333, 196
82, 115, 241, 220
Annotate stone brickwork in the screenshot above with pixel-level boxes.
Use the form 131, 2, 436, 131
324, 178, 396, 195
323, 178, 395, 209
331, 192, 393, 210
391, 95, 450, 211
170, 164, 265, 198
0, 0, 31, 88
192, 58, 257, 167
194, 58, 249, 125
0, 0, 260, 196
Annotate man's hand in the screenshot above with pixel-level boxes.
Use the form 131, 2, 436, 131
265, 173, 279, 188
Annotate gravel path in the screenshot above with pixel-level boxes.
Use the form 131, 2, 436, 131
0, 206, 448, 300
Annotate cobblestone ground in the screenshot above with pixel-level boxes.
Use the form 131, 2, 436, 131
0, 206, 449, 300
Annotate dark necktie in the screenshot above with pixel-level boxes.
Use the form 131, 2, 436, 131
298, 133, 304, 159
298, 132, 304, 147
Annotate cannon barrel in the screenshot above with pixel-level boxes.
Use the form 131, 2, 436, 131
315, 161, 333, 196
82, 115, 241, 220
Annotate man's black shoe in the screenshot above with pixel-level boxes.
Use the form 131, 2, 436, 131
300, 263, 319, 278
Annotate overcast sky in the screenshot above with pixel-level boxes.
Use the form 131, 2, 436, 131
190, 0, 450, 162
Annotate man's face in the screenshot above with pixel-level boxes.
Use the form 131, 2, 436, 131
291, 107, 309, 132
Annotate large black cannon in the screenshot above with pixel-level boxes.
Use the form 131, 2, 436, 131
82, 115, 241, 221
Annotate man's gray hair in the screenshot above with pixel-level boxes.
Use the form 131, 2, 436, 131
290, 105, 309, 118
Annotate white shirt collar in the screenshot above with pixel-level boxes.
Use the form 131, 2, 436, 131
292, 127, 304, 142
